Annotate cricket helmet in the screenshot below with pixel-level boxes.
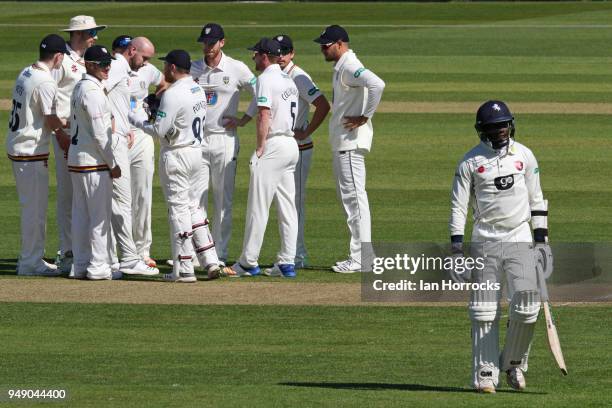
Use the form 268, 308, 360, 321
475, 100, 515, 150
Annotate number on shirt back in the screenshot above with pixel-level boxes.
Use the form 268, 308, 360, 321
192, 116, 204, 142
8, 99, 22, 132
290, 101, 296, 130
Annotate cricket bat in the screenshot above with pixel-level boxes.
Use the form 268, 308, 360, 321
536, 261, 568, 376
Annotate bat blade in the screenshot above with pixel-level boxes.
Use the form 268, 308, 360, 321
544, 302, 568, 376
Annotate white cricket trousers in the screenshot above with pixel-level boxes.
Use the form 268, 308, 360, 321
11, 160, 49, 274
52, 135, 72, 255
239, 136, 299, 268
112, 136, 140, 263
129, 129, 155, 259
295, 143, 313, 263
160, 145, 216, 274
332, 149, 372, 265
71, 170, 114, 279
193, 132, 239, 263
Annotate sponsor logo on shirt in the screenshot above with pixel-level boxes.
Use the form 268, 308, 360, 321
206, 90, 218, 105
157, 111, 166, 118
494, 175, 514, 191
249, 77, 257, 86
354, 67, 366, 78
258, 96, 268, 103
534, 167, 539, 174
71, 64, 78, 73
191, 86, 201, 94
308, 86, 319, 96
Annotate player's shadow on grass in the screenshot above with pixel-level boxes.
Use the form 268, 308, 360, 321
0, 259, 18, 274
279, 382, 546, 394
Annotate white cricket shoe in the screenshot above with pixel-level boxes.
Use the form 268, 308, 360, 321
506, 368, 526, 391
476, 378, 496, 393
223, 262, 261, 277
332, 258, 362, 273
206, 263, 221, 280
163, 272, 197, 283
120, 260, 159, 276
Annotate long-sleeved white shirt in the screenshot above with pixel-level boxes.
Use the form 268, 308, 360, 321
190, 52, 257, 136
52, 43, 86, 120
137, 76, 206, 148
105, 53, 131, 138
449, 141, 548, 241
67, 74, 115, 171
330, 50, 385, 152
6, 62, 57, 159
256, 64, 299, 139
283, 61, 323, 146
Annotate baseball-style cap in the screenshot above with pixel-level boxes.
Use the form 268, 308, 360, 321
313, 25, 350, 44
112, 35, 133, 50
62, 15, 107, 32
274, 34, 293, 54
247, 38, 282, 57
197, 23, 224, 44
40, 34, 69, 54
84, 45, 115, 63
159, 49, 191, 70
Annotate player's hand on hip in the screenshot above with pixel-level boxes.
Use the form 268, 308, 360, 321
255, 147, 264, 158
222, 116, 240, 129
293, 129, 309, 140
56, 129, 71, 153
110, 165, 122, 179
535, 243, 554, 279
127, 131, 135, 149
343, 115, 367, 130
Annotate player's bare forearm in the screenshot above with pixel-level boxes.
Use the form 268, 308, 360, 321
301, 95, 330, 138
256, 107, 270, 157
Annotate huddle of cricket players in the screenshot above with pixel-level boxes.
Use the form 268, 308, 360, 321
6, 14, 558, 393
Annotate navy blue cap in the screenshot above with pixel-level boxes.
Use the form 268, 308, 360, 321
112, 35, 132, 50
84, 45, 115, 63
313, 25, 349, 44
274, 34, 293, 54
248, 37, 282, 57
40, 34, 69, 54
159, 49, 191, 70
197, 23, 224, 43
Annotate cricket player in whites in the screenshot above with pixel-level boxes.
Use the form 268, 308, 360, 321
449, 100, 552, 392
106, 36, 159, 276
7, 34, 69, 276
114, 35, 168, 268
224, 38, 299, 278
190, 23, 258, 266
315, 25, 385, 273
68, 45, 121, 280
130, 50, 221, 282
53, 15, 107, 274
275, 34, 331, 269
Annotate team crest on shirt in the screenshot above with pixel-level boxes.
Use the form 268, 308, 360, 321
140, 80, 146, 89
71, 64, 78, 73
515, 161, 524, 171
206, 90, 218, 105
223, 76, 230, 85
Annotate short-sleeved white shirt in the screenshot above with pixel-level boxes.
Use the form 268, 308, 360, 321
283, 61, 323, 145
256, 64, 298, 138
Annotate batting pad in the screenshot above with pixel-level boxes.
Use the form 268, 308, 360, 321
472, 321, 500, 388
501, 290, 541, 371
191, 211, 219, 268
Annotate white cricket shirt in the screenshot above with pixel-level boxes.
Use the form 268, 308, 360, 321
129, 62, 163, 125
52, 43, 86, 120
256, 64, 299, 139
330, 50, 385, 152
283, 61, 323, 146
105, 53, 131, 137
6, 62, 57, 159
190, 52, 257, 135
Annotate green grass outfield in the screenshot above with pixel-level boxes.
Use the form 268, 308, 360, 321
0, 2, 611, 406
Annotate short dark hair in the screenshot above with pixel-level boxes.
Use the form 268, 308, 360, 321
39, 49, 58, 61
175, 66, 190, 75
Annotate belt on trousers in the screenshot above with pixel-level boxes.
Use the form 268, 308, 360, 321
8, 153, 49, 162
